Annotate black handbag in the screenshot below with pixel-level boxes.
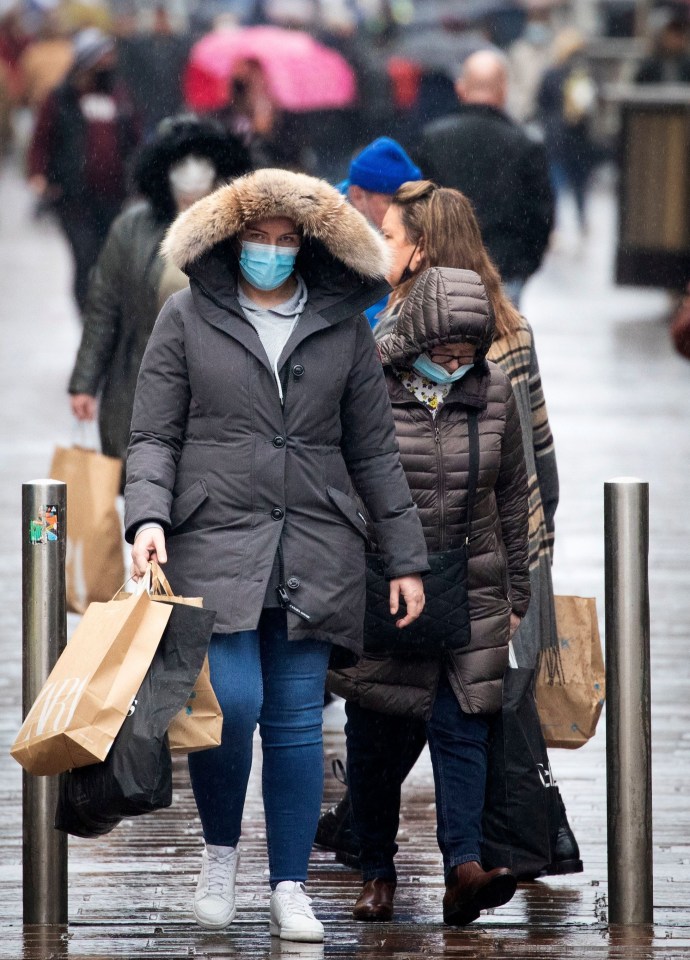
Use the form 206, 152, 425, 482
364, 409, 480, 658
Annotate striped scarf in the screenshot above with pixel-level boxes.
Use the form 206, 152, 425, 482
488, 321, 556, 569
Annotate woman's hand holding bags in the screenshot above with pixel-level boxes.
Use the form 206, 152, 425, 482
131, 527, 167, 579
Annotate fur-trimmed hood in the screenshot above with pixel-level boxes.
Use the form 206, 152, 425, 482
162, 168, 391, 282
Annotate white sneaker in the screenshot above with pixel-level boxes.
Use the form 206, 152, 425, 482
269, 881, 324, 943
193, 844, 239, 928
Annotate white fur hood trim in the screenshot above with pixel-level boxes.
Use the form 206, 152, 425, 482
162, 168, 391, 280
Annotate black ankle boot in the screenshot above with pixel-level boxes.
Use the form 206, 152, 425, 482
541, 793, 583, 876
314, 793, 361, 869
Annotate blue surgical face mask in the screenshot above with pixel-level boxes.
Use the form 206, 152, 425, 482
239, 241, 299, 291
412, 353, 475, 384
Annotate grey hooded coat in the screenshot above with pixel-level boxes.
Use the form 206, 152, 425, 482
124, 169, 428, 650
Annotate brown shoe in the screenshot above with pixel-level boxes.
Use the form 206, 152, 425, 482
443, 861, 517, 926
352, 878, 396, 922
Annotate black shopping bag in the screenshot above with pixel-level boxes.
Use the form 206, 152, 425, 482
55, 601, 217, 838
481, 667, 560, 879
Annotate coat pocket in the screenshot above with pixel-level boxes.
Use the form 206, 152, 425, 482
170, 479, 208, 531
326, 486, 370, 544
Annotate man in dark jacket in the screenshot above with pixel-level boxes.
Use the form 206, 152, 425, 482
27, 28, 140, 314
418, 49, 554, 306
636, 15, 690, 84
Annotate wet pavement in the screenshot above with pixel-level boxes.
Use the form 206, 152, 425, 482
1, 162, 689, 958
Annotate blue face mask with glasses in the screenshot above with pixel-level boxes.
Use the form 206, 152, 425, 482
412, 353, 475, 385
239, 241, 299, 291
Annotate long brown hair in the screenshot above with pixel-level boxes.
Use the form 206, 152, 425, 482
388, 180, 522, 339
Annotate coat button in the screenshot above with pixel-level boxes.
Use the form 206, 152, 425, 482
272, 436, 286, 448
287, 576, 300, 590
271, 508, 284, 521
293, 364, 305, 378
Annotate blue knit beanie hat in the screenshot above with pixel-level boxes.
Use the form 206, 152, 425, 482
349, 137, 422, 195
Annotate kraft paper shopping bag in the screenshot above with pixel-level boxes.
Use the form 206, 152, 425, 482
11, 591, 172, 775
49, 444, 125, 613
536, 595, 605, 749
168, 655, 222, 754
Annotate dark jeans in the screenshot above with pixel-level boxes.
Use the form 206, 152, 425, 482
345, 672, 490, 882
55, 196, 120, 314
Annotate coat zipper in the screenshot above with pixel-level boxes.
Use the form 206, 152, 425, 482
434, 420, 447, 551
275, 356, 312, 622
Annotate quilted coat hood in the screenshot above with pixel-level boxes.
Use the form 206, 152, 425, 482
162, 167, 391, 281
377, 267, 494, 368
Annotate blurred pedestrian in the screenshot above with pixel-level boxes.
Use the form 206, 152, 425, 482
537, 29, 599, 236
18, 12, 73, 110
0, 6, 29, 101
323, 179, 582, 892
507, 10, 555, 122
418, 49, 554, 307
0, 57, 11, 157
27, 27, 140, 314
116, 8, 192, 136
636, 14, 690, 83
124, 167, 428, 942
330, 180, 531, 926
338, 136, 422, 325
221, 58, 306, 169
68, 115, 251, 471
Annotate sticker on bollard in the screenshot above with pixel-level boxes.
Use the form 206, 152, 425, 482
29, 504, 59, 544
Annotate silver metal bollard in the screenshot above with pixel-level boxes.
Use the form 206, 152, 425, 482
22, 480, 68, 925
604, 478, 653, 925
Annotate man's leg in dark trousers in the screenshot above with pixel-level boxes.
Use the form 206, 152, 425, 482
345, 700, 426, 883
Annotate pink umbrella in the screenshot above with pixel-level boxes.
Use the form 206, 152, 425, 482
184, 25, 357, 113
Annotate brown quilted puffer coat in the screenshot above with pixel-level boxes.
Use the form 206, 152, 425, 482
329, 267, 530, 716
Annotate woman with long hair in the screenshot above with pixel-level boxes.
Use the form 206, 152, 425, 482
330, 180, 530, 924
329, 180, 578, 925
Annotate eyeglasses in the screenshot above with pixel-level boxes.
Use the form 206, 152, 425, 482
429, 352, 476, 364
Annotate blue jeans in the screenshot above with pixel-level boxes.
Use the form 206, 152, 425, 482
346, 672, 490, 881
188, 609, 331, 886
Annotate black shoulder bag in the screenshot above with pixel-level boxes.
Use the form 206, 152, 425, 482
363, 409, 479, 659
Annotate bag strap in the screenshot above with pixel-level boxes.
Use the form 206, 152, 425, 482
111, 562, 175, 600
465, 410, 480, 546
149, 560, 175, 597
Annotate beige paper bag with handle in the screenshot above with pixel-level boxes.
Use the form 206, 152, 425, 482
536, 595, 606, 749
11, 591, 172, 775
49, 444, 125, 613
168, 656, 222, 754
117, 562, 222, 754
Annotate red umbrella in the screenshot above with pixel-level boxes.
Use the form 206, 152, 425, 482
184, 25, 357, 113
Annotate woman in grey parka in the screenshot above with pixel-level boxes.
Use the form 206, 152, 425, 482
124, 168, 428, 943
